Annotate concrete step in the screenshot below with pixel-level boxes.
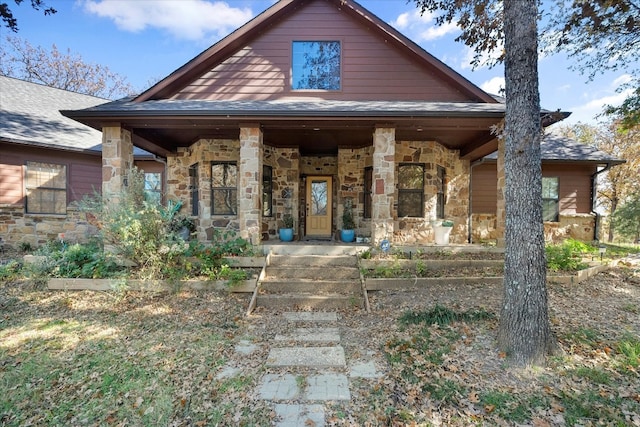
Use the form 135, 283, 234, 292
264, 244, 366, 256
269, 254, 358, 268
265, 266, 360, 280
256, 294, 364, 310
260, 279, 361, 294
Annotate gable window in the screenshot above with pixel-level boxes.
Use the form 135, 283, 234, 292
397, 163, 424, 218
144, 172, 162, 204
263, 165, 273, 217
211, 162, 237, 215
363, 167, 372, 219
436, 165, 446, 219
542, 177, 559, 222
25, 161, 66, 214
189, 164, 199, 216
292, 41, 341, 90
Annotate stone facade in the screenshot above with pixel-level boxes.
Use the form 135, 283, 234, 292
372, 127, 396, 244
0, 205, 98, 249
393, 139, 470, 244
102, 127, 133, 201
470, 213, 596, 243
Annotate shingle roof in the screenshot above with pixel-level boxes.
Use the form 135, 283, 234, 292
484, 133, 624, 163
0, 76, 149, 156
0, 76, 106, 152
67, 98, 507, 117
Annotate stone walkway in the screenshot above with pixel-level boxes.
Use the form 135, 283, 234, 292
246, 311, 382, 426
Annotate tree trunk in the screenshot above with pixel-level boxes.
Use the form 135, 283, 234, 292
497, 0, 557, 366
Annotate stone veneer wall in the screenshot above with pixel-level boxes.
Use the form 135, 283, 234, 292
102, 127, 133, 201
337, 147, 372, 238
393, 140, 470, 244
166, 139, 240, 241
471, 213, 595, 243
268, 147, 300, 240
0, 205, 98, 249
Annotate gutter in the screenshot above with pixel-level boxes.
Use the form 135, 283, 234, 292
590, 163, 613, 242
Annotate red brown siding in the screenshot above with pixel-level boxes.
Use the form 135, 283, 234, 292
471, 161, 597, 215
0, 154, 23, 205
173, 1, 473, 102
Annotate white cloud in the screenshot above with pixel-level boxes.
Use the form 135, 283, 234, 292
480, 76, 504, 95
390, 10, 457, 42
566, 86, 634, 124
459, 43, 503, 70
82, 0, 254, 41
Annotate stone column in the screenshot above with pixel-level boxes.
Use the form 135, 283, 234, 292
371, 126, 396, 245
102, 126, 133, 204
239, 125, 263, 245
496, 137, 506, 247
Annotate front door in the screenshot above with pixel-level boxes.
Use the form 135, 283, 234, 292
305, 176, 332, 237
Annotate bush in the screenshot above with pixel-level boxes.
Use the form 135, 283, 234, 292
546, 239, 590, 272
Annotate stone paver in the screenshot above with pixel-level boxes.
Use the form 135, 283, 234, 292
273, 404, 324, 427
258, 374, 300, 400
283, 312, 338, 322
304, 373, 351, 400
234, 339, 258, 355
275, 327, 340, 343
267, 346, 345, 367
215, 365, 241, 380
349, 360, 383, 378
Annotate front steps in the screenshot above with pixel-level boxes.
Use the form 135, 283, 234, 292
252, 250, 367, 311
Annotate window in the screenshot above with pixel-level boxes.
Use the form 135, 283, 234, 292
436, 166, 446, 219
263, 165, 273, 217
397, 163, 424, 217
25, 161, 66, 214
211, 162, 237, 215
542, 177, 559, 222
189, 164, 199, 216
144, 172, 162, 204
363, 167, 372, 219
292, 41, 341, 90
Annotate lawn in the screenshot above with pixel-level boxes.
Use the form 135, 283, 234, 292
1, 251, 639, 426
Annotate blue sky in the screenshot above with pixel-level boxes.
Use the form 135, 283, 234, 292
6, 0, 634, 127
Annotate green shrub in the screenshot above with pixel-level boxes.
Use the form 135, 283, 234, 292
0, 260, 22, 281
546, 239, 590, 272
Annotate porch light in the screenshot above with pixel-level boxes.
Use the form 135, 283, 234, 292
599, 246, 606, 261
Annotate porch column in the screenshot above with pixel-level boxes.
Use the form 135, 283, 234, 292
496, 137, 506, 246
239, 125, 263, 245
371, 126, 396, 245
102, 125, 133, 205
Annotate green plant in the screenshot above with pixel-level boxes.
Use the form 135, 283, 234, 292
18, 241, 34, 253
0, 260, 22, 280
281, 214, 294, 229
168, 215, 196, 233
342, 200, 355, 230
441, 219, 454, 227
399, 304, 495, 326
546, 240, 589, 272
616, 333, 640, 372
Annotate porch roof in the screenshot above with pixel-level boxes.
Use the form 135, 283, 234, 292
62, 98, 565, 161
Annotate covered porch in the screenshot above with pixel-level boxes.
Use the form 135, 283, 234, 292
64, 100, 507, 246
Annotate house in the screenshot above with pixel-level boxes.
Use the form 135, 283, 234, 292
471, 134, 624, 243
60, 0, 620, 247
0, 76, 163, 248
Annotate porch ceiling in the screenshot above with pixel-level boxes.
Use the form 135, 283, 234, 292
62, 99, 552, 161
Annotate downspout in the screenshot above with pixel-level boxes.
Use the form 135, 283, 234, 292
590, 162, 612, 242
469, 158, 488, 243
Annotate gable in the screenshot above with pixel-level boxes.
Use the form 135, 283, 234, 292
149, 0, 490, 103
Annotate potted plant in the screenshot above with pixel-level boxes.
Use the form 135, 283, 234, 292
433, 219, 453, 245
340, 200, 356, 243
279, 213, 294, 242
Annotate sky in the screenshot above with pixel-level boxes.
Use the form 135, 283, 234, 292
4, 0, 635, 128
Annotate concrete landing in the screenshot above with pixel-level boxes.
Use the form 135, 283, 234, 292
273, 404, 325, 427
266, 346, 345, 367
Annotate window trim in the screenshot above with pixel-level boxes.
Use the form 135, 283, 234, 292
542, 176, 560, 222
436, 165, 446, 219
211, 161, 238, 216
25, 161, 67, 215
189, 163, 199, 216
397, 163, 425, 218
263, 165, 273, 217
363, 166, 372, 219
291, 39, 342, 92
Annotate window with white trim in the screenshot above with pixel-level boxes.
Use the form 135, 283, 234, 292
25, 161, 66, 214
